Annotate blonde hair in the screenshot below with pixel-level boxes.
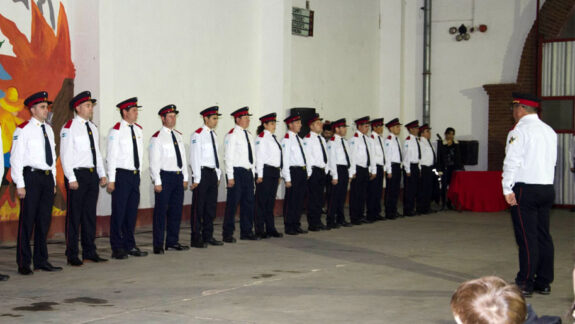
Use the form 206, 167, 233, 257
451, 276, 527, 324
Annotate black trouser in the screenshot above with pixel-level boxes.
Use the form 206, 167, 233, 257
65, 168, 99, 259
255, 165, 280, 234
307, 166, 326, 228
367, 165, 384, 220
223, 167, 255, 237
349, 166, 369, 223
153, 171, 184, 248
441, 166, 456, 207
17, 168, 55, 268
403, 163, 419, 214
110, 169, 140, 252
384, 163, 401, 219
511, 183, 555, 288
191, 168, 218, 242
283, 166, 307, 232
324, 174, 332, 211
417, 165, 434, 214
327, 165, 349, 226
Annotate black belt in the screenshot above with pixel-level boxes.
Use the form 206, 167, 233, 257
264, 164, 280, 170
23, 167, 51, 175
160, 170, 183, 175
391, 162, 401, 166
117, 168, 139, 175
312, 166, 325, 171
290, 166, 306, 171
75, 167, 95, 173
201, 167, 216, 171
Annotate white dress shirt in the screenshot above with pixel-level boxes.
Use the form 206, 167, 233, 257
106, 119, 144, 182
326, 134, 354, 180
402, 134, 421, 173
502, 114, 557, 195
149, 126, 189, 186
224, 124, 255, 179
189, 124, 221, 184
370, 132, 386, 167
419, 137, 437, 167
10, 117, 57, 188
255, 129, 282, 178
349, 130, 376, 174
60, 116, 106, 182
303, 131, 328, 171
281, 130, 311, 181
383, 133, 402, 174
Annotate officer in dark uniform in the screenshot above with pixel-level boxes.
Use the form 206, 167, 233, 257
149, 105, 190, 254
11, 91, 62, 275
106, 97, 148, 259
60, 91, 108, 266
189, 106, 224, 248
383, 118, 402, 220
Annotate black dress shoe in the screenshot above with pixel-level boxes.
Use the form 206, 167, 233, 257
127, 247, 148, 257
403, 211, 416, 217
18, 266, 33, 275
240, 233, 261, 241
153, 247, 165, 254
35, 262, 63, 272
222, 236, 236, 243
339, 221, 352, 227
0, 273, 9, 281
375, 215, 385, 221
284, 229, 299, 235
255, 232, 269, 239
308, 226, 322, 232
331, 223, 341, 229
206, 238, 224, 246
295, 228, 308, 234
533, 283, 551, 295
83, 254, 108, 263
111, 249, 129, 260
191, 240, 207, 248
267, 231, 284, 238
351, 221, 363, 225
166, 243, 190, 251
67, 257, 83, 266
517, 284, 533, 297
386, 215, 397, 220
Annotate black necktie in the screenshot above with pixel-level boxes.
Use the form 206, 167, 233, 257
171, 131, 183, 169
318, 136, 327, 164
362, 135, 370, 167
85, 122, 97, 168
244, 130, 253, 164
41, 124, 53, 167
296, 135, 307, 164
395, 137, 403, 161
129, 125, 140, 169
211, 131, 219, 169
428, 138, 436, 165
341, 138, 350, 168
378, 136, 385, 165
272, 134, 283, 169
416, 138, 421, 160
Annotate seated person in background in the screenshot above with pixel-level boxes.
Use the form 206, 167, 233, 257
451, 276, 561, 324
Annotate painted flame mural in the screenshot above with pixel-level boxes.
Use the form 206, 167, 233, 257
0, 1, 75, 223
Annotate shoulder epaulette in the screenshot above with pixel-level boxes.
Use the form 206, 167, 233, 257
258, 132, 265, 138
406, 136, 411, 140
64, 119, 73, 129
228, 128, 235, 134
152, 131, 160, 138
195, 127, 203, 134
17, 121, 29, 129
387, 135, 392, 140
284, 133, 289, 139
305, 133, 311, 138
135, 123, 143, 129
330, 136, 335, 141
113, 122, 121, 130
354, 133, 359, 137
371, 134, 374, 139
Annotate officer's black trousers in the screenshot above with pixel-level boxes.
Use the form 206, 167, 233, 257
283, 166, 307, 232
327, 165, 349, 226
403, 163, 419, 214
349, 166, 369, 223
416, 165, 434, 214
255, 165, 280, 234
307, 167, 326, 228
367, 165, 384, 220
384, 163, 401, 218
190, 168, 218, 242
153, 171, 184, 248
511, 183, 555, 288
223, 167, 254, 237
65, 169, 99, 259
17, 169, 55, 268
110, 169, 140, 251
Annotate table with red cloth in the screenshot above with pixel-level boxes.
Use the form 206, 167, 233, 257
447, 171, 509, 212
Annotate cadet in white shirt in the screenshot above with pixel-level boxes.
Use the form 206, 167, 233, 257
349, 116, 376, 225
281, 112, 310, 235
303, 113, 329, 231
326, 118, 354, 228
149, 105, 190, 254
60, 91, 108, 266
11, 91, 61, 275
402, 120, 421, 217
366, 118, 386, 221
502, 92, 557, 297
383, 118, 403, 220
189, 106, 224, 248
254, 113, 284, 239
106, 97, 147, 259
0, 125, 5, 281
416, 124, 437, 215
222, 107, 258, 242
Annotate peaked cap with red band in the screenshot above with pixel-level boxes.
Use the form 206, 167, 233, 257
354, 116, 370, 125
511, 92, 541, 109
230, 106, 252, 118
332, 118, 349, 128
284, 113, 301, 124
259, 112, 277, 123
405, 120, 419, 129
308, 113, 323, 125
24, 91, 52, 108
70, 91, 97, 110
200, 106, 222, 117
158, 104, 178, 116
116, 97, 142, 110
385, 118, 401, 128
370, 118, 384, 127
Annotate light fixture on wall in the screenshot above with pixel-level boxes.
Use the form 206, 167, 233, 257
449, 23, 487, 41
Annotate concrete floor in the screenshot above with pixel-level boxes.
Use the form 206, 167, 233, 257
0, 209, 573, 323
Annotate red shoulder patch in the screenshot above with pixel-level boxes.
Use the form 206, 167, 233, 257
152, 131, 160, 138
228, 128, 234, 134
354, 133, 359, 137
284, 133, 289, 139
258, 132, 265, 138
371, 134, 374, 139
406, 136, 411, 140
135, 123, 143, 129
195, 127, 203, 134
387, 135, 391, 140
64, 119, 73, 129
113, 122, 121, 130
305, 133, 311, 138
17, 121, 29, 129
330, 136, 335, 141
